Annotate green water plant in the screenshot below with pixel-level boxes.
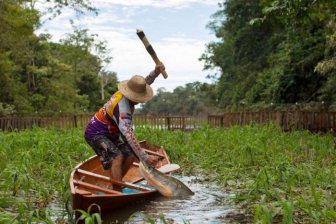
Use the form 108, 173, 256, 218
0, 127, 92, 223
0, 125, 335, 223
128, 211, 190, 224
75, 204, 102, 224
136, 124, 336, 223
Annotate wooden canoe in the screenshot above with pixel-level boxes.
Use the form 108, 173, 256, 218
70, 140, 175, 212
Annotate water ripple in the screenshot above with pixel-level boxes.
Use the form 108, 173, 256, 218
106, 175, 242, 224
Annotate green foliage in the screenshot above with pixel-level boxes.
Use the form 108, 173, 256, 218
76, 204, 102, 224
315, 19, 336, 102
0, 126, 335, 222
136, 125, 336, 223
0, 103, 16, 116
128, 211, 190, 224
139, 82, 221, 115
30, 0, 98, 19
0, 1, 117, 115
0, 0, 40, 112
201, 0, 336, 109
0, 127, 93, 223
200, 0, 274, 107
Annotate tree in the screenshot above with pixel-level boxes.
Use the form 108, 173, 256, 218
28, 0, 97, 19
314, 17, 336, 104
60, 26, 117, 110
92, 39, 115, 100
139, 82, 220, 115
99, 70, 118, 101
200, 0, 273, 107
0, 0, 40, 113
201, 0, 336, 109
0, 0, 115, 114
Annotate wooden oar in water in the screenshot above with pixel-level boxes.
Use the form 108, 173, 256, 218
132, 162, 180, 183
138, 161, 194, 197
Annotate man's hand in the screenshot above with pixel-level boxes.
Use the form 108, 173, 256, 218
154, 62, 165, 76
147, 155, 160, 166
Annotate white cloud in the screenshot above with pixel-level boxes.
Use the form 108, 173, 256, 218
81, 26, 209, 93
35, 0, 217, 94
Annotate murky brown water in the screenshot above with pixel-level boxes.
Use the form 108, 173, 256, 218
102, 175, 246, 224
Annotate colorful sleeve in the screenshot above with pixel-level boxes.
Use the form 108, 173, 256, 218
145, 70, 159, 85
115, 97, 148, 161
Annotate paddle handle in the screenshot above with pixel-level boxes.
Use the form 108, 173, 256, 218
136, 29, 168, 79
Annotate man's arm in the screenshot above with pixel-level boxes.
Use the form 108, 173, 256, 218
145, 63, 165, 85
114, 98, 157, 163
119, 117, 149, 161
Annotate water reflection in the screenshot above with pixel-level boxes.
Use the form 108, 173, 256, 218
103, 175, 242, 224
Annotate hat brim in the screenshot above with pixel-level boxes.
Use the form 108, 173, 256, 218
118, 80, 153, 103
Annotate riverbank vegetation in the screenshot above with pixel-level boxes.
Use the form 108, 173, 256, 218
142, 0, 336, 114
0, 1, 116, 116
2, 1, 336, 116
143, 125, 336, 223
0, 126, 335, 223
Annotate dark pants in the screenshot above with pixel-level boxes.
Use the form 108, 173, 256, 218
86, 135, 134, 170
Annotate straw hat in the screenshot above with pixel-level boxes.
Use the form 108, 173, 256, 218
118, 75, 153, 103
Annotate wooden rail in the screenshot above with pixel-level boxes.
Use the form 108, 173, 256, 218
0, 114, 92, 131
1, 111, 336, 133
133, 115, 207, 130
0, 114, 207, 131
208, 111, 336, 132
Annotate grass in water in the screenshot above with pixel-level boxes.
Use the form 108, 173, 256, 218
136, 124, 336, 223
76, 204, 102, 224
0, 127, 92, 223
0, 124, 335, 223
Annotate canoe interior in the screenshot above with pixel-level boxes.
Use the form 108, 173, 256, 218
70, 140, 171, 211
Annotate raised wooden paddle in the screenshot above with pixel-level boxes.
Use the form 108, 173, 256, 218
136, 29, 168, 79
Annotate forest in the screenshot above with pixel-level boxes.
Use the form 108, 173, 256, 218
0, 0, 117, 116
144, 0, 336, 114
0, 0, 335, 116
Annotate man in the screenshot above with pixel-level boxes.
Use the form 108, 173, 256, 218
84, 64, 165, 191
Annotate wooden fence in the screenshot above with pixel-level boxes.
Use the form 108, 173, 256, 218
208, 111, 336, 132
1, 111, 336, 132
0, 114, 207, 131
133, 115, 207, 130
0, 114, 92, 131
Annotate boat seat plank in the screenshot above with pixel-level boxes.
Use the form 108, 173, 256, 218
75, 187, 94, 195
76, 169, 150, 192
73, 180, 123, 195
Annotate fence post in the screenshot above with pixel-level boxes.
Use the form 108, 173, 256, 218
166, 116, 171, 130
73, 115, 77, 128
182, 116, 186, 130
276, 111, 284, 130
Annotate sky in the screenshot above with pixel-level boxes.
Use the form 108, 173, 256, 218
36, 0, 221, 93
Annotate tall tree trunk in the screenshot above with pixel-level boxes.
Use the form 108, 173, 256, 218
100, 75, 105, 100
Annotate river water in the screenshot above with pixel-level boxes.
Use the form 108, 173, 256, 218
102, 175, 246, 224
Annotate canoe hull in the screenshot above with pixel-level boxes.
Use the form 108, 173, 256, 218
70, 141, 170, 212
71, 187, 159, 212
